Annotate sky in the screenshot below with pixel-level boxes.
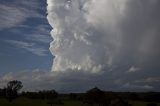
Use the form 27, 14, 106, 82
0, 0, 52, 73
0, 0, 160, 93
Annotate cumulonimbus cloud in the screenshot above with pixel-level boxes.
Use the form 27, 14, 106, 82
47, 0, 160, 73
47, 0, 126, 73
1, 0, 160, 92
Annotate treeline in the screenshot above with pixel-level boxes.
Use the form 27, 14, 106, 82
0, 88, 6, 98
21, 90, 58, 99
0, 80, 160, 106
0, 80, 22, 102
104, 91, 160, 103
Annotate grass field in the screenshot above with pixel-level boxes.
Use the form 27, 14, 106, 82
0, 97, 160, 106
130, 101, 160, 106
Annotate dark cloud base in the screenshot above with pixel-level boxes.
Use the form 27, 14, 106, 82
0, 69, 159, 93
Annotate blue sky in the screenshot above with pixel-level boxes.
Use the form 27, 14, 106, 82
0, 0, 53, 73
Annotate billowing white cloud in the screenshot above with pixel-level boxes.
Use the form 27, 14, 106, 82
47, 0, 160, 74
47, 0, 126, 72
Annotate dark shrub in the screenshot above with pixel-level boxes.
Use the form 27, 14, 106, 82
84, 87, 110, 106
147, 103, 157, 106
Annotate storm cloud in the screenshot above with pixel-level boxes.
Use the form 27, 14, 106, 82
45, 0, 160, 92
1, 0, 159, 92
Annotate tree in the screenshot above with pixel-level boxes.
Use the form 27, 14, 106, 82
6, 80, 23, 102
84, 87, 110, 106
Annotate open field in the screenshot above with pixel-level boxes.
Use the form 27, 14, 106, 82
0, 97, 160, 106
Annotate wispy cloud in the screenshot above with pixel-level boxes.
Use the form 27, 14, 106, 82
0, 0, 51, 57
5, 40, 48, 56
0, 0, 43, 30
136, 77, 160, 83
9, 24, 52, 44
25, 25, 52, 43
127, 66, 140, 73
122, 83, 154, 90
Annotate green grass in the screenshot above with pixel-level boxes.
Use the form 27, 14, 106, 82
0, 98, 160, 106
0, 97, 83, 106
0, 98, 47, 106
129, 101, 160, 106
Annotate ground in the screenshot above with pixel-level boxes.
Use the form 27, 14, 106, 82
0, 97, 160, 106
